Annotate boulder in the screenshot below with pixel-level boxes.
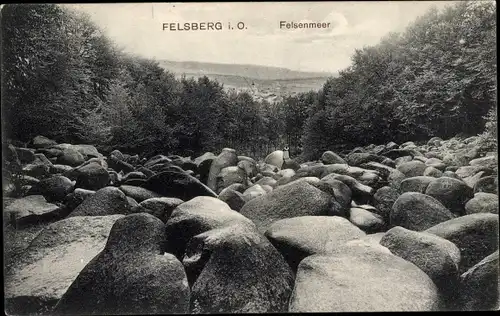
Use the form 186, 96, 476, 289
349, 207, 386, 233
136, 166, 154, 178
165, 196, 254, 259
126, 196, 139, 209
225, 183, 247, 193
121, 171, 147, 183
68, 186, 131, 217
21, 175, 40, 186
242, 184, 268, 202
216, 166, 247, 193
386, 141, 398, 150
144, 155, 171, 168
64, 188, 95, 212
397, 160, 427, 178
32, 135, 57, 149
380, 226, 461, 295
22, 163, 50, 179
469, 155, 497, 169
425, 177, 474, 215
395, 155, 413, 167
346, 153, 384, 167
118, 185, 163, 202
264, 216, 365, 271
255, 176, 277, 187
144, 171, 217, 201
71, 144, 101, 159
239, 181, 332, 234
387, 169, 406, 190
456, 166, 490, 179
282, 158, 301, 171
133, 197, 184, 222
474, 176, 498, 194
425, 158, 447, 171
264, 150, 284, 169
108, 156, 135, 173
218, 188, 246, 211
321, 151, 346, 165
289, 247, 442, 312
29, 175, 75, 202
72, 162, 110, 190
428, 137, 443, 146
15, 147, 36, 164
373, 186, 399, 220
56, 148, 85, 167
53, 214, 190, 315
321, 173, 374, 204
320, 178, 352, 215
207, 148, 238, 191
49, 164, 74, 174
391, 192, 455, 231
360, 162, 396, 179
237, 159, 258, 178
465, 192, 499, 214
4, 195, 65, 228
459, 250, 499, 311
463, 171, 487, 189
400, 176, 435, 193
441, 170, 461, 179
186, 224, 294, 313
425, 213, 499, 274
384, 149, 422, 160
423, 166, 443, 177
4, 215, 123, 315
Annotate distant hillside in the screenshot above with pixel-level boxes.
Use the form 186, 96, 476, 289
157, 60, 335, 80
157, 60, 336, 102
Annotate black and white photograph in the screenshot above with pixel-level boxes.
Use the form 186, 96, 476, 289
2, 1, 498, 314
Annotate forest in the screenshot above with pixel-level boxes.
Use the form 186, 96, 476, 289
1, 2, 497, 160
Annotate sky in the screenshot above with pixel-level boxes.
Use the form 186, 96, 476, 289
66, 2, 457, 73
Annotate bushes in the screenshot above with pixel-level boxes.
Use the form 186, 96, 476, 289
301, 1, 497, 154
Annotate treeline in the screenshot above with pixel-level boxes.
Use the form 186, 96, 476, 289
1, 4, 302, 158
2, 2, 497, 161
301, 1, 497, 159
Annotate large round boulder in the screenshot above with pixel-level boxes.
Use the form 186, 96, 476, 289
144, 171, 217, 201
53, 214, 190, 315
56, 148, 85, 167
390, 192, 455, 231
459, 250, 499, 311
321, 151, 346, 165
397, 160, 428, 178
207, 148, 238, 191
373, 186, 399, 221
264, 150, 284, 169
165, 197, 254, 259
133, 197, 184, 222
239, 181, 333, 234
465, 192, 499, 215
425, 213, 499, 274
68, 186, 131, 217
289, 246, 442, 312
4, 215, 123, 315
29, 175, 75, 202
425, 177, 474, 215
72, 162, 110, 190
380, 226, 461, 296
118, 185, 163, 203
185, 224, 294, 313
264, 216, 365, 272
400, 176, 435, 193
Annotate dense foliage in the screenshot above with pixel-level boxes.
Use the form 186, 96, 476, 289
1, 2, 496, 161
302, 1, 497, 159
